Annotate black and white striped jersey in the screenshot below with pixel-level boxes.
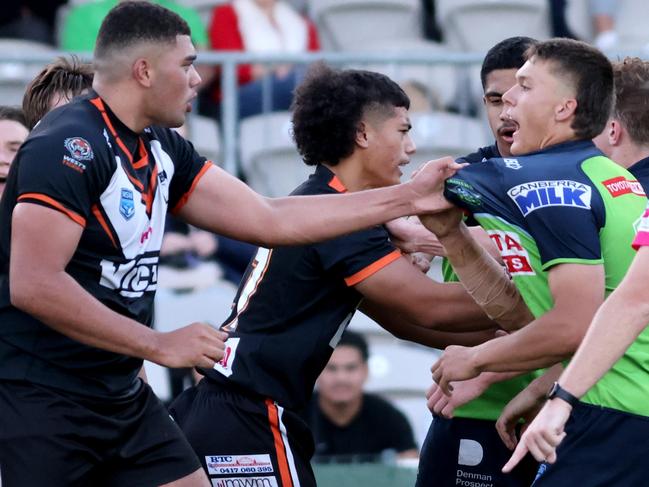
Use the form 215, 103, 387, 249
0, 92, 210, 398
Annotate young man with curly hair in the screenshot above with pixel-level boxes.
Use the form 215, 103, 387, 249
169, 63, 531, 487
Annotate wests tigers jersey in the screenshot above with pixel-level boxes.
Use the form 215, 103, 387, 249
0, 92, 210, 398
201, 165, 400, 410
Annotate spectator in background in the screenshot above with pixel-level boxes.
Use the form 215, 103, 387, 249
22, 56, 94, 129
0, 0, 66, 45
60, 0, 208, 52
590, 0, 618, 50
307, 331, 419, 463
204, 0, 320, 119
421, 0, 443, 42
0, 107, 29, 198
548, 0, 577, 38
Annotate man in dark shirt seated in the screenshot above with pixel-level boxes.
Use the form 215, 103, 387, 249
306, 331, 419, 463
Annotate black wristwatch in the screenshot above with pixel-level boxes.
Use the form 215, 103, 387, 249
547, 382, 579, 407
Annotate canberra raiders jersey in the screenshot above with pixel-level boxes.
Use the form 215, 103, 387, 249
444, 142, 532, 422
202, 165, 400, 410
581, 154, 649, 416
0, 92, 210, 398
628, 155, 649, 192
445, 140, 649, 415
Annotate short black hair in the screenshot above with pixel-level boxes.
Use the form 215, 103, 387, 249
480, 36, 537, 89
0, 106, 27, 127
94, 1, 190, 59
337, 330, 369, 362
291, 63, 409, 166
526, 38, 613, 140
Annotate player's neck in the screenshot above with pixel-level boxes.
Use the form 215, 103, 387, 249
322, 157, 375, 193
318, 394, 363, 427
537, 126, 580, 152
609, 143, 649, 169
94, 81, 149, 134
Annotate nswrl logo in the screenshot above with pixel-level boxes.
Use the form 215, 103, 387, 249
507, 180, 591, 217
120, 188, 135, 220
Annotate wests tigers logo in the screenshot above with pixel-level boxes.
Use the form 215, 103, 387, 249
64, 137, 94, 161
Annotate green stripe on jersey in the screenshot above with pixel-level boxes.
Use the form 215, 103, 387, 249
579, 156, 649, 415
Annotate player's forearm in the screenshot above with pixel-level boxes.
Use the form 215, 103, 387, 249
386, 320, 499, 349
361, 299, 496, 343
529, 363, 564, 397
386, 217, 446, 256
439, 224, 533, 331
411, 281, 497, 332
468, 225, 502, 262
263, 183, 420, 246
560, 281, 649, 397
470, 314, 581, 373
11, 270, 161, 362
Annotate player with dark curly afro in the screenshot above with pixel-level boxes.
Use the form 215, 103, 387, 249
292, 62, 410, 168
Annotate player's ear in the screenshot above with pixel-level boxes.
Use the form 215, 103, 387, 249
609, 119, 623, 145
132, 58, 153, 88
555, 98, 577, 122
355, 121, 370, 149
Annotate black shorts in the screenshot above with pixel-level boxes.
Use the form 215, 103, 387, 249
0, 379, 201, 487
533, 401, 649, 487
416, 415, 538, 487
169, 377, 316, 487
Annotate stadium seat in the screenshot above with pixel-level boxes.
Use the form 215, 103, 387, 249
310, 0, 422, 51
356, 39, 460, 108
154, 282, 237, 333
366, 340, 439, 395
404, 111, 488, 181
0, 40, 56, 106
187, 113, 221, 164
238, 111, 313, 197
436, 0, 551, 51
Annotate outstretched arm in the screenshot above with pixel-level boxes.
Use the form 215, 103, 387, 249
353, 255, 495, 332
421, 212, 533, 332
177, 159, 465, 247
504, 246, 649, 470
387, 216, 502, 261
430, 263, 604, 394
360, 300, 499, 349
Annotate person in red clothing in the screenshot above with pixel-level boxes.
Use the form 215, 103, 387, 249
205, 0, 320, 119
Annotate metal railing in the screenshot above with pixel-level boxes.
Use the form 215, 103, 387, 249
0, 50, 486, 174
207, 51, 485, 174
2, 48, 645, 174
